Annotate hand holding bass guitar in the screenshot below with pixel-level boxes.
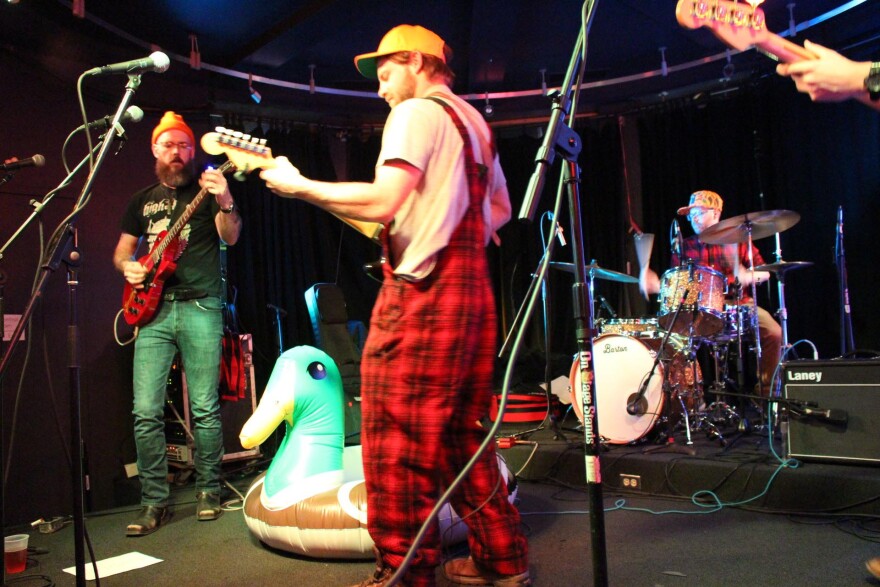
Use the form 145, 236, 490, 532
201, 128, 383, 241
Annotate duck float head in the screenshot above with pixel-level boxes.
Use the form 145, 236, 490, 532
240, 345, 519, 559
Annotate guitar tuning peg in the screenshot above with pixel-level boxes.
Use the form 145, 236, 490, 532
242, 134, 252, 142
215, 126, 227, 134
258, 138, 267, 146
234, 170, 248, 182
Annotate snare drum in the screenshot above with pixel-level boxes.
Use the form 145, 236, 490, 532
569, 334, 702, 444
658, 265, 726, 337
713, 303, 757, 342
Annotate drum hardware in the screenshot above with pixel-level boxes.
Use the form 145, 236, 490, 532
688, 341, 741, 446
754, 259, 813, 392
630, 289, 701, 452
699, 209, 801, 397
626, 302, 688, 419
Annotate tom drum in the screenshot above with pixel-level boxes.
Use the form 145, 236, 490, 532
657, 264, 726, 338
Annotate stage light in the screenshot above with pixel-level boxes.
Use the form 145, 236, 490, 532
248, 73, 261, 104
189, 33, 201, 70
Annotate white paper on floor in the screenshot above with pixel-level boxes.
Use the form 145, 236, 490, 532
63, 551, 163, 581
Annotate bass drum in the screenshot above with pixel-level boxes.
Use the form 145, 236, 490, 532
569, 334, 702, 444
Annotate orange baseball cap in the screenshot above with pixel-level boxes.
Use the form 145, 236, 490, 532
354, 24, 448, 79
677, 190, 724, 216
151, 111, 195, 146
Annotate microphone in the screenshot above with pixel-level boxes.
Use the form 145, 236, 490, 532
79, 106, 144, 131
803, 406, 848, 425
670, 218, 681, 257
626, 390, 649, 416
598, 294, 617, 318
0, 154, 46, 172
626, 374, 654, 416
555, 222, 567, 246
85, 51, 171, 76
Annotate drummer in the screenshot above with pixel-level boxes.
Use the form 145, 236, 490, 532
638, 190, 782, 395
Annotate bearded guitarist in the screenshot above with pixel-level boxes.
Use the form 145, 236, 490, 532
112, 111, 241, 536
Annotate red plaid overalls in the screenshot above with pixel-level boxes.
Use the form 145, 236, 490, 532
360, 98, 529, 586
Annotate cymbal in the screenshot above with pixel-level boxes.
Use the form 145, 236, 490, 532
550, 261, 639, 284
755, 261, 814, 274
698, 210, 801, 245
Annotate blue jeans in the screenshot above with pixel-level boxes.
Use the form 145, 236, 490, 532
132, 296, 224, 505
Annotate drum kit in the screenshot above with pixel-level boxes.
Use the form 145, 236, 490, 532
565, 209, 811, 446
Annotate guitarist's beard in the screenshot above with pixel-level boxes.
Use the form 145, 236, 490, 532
156, 157, 196, 188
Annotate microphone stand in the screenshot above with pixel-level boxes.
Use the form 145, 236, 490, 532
836, 206, 855, 356
517, 2, 607, 584
637, 289, 698, 456
0, 72, 143, 587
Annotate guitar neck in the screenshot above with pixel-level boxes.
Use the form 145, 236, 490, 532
675, 0, 817, 65
149, 160, 236, 264
756, 33, 816, 64
201, 130, 384, 243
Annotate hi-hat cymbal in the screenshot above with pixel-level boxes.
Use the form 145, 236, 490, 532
549, 261, 639, 284
755, 260, 814, 274
698, 210, 801, 245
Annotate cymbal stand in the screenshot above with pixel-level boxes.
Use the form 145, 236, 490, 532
741, 221, 764, 397
766, 236, 798, 445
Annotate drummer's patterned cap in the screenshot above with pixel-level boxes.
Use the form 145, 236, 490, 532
677, 190, 723, 216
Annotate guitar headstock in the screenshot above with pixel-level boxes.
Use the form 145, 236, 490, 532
201, 128, 274, 173
675, 0, 770, 51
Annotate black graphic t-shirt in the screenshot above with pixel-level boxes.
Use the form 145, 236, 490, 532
120, 181, 223, 297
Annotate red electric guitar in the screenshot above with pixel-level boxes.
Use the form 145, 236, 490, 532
121, 159, 236, 327
675, 0, 817, 63
200, 128, 383, 242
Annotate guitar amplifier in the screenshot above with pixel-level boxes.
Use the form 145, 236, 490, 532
782, 359, 880, 465
165, 334, 261, 465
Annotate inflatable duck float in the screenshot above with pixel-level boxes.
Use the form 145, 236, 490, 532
240, 345, 517, 559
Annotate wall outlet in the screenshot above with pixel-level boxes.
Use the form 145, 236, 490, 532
620, 473, 641, 490
124, 462, 138, 478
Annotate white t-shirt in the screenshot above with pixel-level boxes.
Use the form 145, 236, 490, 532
377, 85, 511, 280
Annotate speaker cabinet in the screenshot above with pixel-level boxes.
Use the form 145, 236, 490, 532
782, 359, 880, 465
165, 334, 261, 465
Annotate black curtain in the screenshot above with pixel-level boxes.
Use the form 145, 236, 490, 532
223, 125, 382, 393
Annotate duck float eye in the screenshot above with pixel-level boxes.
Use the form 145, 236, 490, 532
307, 361, 327, 380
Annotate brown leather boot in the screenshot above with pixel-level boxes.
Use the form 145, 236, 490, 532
443, 557, 531, 586
350, 547, 406, 587
125, 505, 171, 537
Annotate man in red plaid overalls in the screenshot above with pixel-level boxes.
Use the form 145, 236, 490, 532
261, 24, 530, 587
